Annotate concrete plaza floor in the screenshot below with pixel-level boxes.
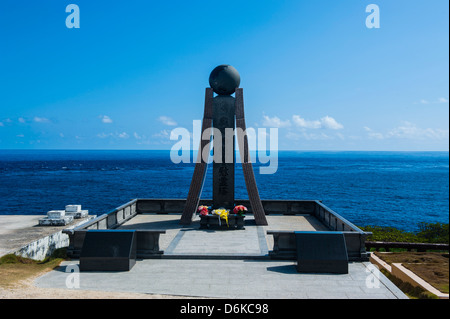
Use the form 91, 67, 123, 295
32, 213, 408, 299
117, 213, 330, 257
35, 259, 406, 299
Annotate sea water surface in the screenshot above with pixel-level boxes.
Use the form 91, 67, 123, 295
0, 150, 448, 232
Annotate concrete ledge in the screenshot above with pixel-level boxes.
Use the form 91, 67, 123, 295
369, 252, 392, 272
12, 217, 95, 261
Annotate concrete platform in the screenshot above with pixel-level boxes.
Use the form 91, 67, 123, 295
3, 213, 408, 298
0, 215, 92, 258
34, 259, 408, 299
116, 213, 329, 258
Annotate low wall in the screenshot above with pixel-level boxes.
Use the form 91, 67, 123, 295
14, 217, 94, 261
63, 199, 139, 258
136, 198, 317, 215
265, 200, 371, 261
70, 199, 138, 231
313, 201, 362, 232
64, 198, 371, 261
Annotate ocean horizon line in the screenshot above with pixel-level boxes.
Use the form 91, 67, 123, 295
0, 149, 448, 153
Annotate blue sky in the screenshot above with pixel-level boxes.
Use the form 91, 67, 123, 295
0, 0, 448, 151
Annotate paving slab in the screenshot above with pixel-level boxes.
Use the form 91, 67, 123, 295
118, 214, 183, 250
34, 259, 408, 299
117, 213, 329, 257
3, 212, 407, 299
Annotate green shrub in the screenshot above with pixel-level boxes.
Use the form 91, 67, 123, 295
360, 225, 419, 243
417, 222, 449, 244
360, 223, 449, 244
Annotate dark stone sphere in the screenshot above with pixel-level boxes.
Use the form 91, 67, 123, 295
209, 65, 241, 95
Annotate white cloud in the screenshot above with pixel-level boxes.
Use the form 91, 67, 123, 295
364, 126, 384, 140
34, 116, 50, 123
364, 123, 449, 141
133, 132, 142, 139
133, 132, 153, 145
417, 97, 448, 104
292, 115, 321, 129
320, 116, 344, 130
292, 115, 343, 130
158, 116, 177, 126
262, 115, 291, 128
0, 122, 4, 127
18, 117, 26, 123
16, 134, 24, 137
100, 115, 113, 123
388, 122, 448, 140
97, 132, 129, 139
150, 129, 173, 144
262, 114, 344, 131
97, 132, 112, 139
153, 129, 170, 139
286, 131, 333, 141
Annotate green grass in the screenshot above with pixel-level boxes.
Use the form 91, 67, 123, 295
375, 251, 449, 294
380, 269, 439, 299
0, 248, 67, 288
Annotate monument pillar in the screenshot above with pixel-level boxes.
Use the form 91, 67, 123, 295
180, 64, 268, 226
212, 95, 235, 208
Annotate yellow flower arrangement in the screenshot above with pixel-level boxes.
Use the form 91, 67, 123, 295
212, 208, 229, 227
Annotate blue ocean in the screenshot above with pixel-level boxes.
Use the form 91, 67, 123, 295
0, 150, 448, 232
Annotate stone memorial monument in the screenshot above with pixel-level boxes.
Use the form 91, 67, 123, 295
180, 65, 268, 226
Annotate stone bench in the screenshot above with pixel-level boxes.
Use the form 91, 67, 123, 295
80, 230, 137, 272
64, 229, 166, 259
267, 230, 370, 262
294, 231, 348, 274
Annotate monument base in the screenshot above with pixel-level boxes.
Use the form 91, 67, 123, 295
200, 215, 245, 230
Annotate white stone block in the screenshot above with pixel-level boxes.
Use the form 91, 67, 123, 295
65, 205, 81, 212
39, 215, 73, 226
65, 210, 89, 219
47, 210, 65, 219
